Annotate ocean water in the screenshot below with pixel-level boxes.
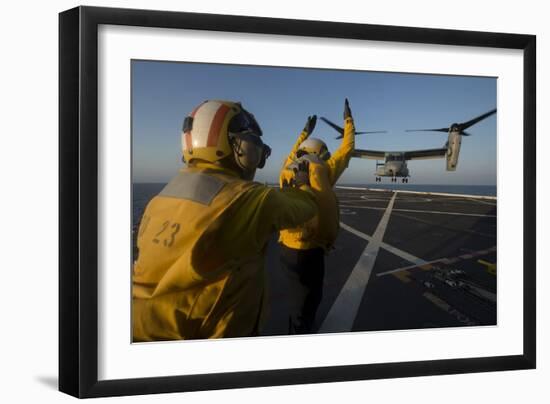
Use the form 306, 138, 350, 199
132, 183, 165, 259
132, 183, 165, 228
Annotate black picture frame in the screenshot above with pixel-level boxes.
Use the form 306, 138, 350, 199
59, 5, 536, 398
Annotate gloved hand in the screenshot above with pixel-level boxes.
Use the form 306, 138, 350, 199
344, 98, 352, 120
293, 160, 310, 188
303, 115, 317, 137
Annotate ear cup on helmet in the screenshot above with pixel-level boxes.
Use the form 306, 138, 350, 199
319, 146, 331, 161
257, 144, 271, 168
229, 132, 271, 173
227, 107, 271, 176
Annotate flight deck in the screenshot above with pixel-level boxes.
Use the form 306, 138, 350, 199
262, 187, 497, 335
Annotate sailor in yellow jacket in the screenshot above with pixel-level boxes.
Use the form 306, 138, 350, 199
279, 99, 356, 333
132, 100, 325, 341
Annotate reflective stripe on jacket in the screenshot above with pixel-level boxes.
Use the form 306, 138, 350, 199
133, 163, 318, 341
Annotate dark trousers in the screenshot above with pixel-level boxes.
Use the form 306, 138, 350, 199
279, 245, 325, 334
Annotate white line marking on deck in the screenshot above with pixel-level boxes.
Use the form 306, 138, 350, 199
376, 258, 442, 277
335, 186, 497, 201
339, 222, 427, 266
376, 245, 497, 277
319, 193, 397, 333
467, 197, 497, 206
339, 205, 496, 218
361, 195, 433, 203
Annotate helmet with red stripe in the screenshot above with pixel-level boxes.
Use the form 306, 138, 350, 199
182, 100, 270, 176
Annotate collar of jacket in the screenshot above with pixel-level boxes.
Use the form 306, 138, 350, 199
187, 161, 243, 179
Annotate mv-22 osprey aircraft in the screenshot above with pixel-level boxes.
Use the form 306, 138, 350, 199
321, 109, 497, 183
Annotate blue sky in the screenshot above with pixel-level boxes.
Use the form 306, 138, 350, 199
132, 60, 496, 185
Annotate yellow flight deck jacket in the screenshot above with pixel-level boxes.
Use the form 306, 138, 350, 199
132, 162, 320, 341
279, 117, 355, 251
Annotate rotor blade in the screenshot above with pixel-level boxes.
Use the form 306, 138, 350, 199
334, 130, 388, 139
320, 117, 344, 135
459, 108, 497, 130
356, 130, 387, 134
461, 131, 472, 136
405, 128, 449, 133
335, 130, 387, 139
322, 117, 387, 138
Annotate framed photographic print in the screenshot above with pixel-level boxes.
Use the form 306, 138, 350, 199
59, 5, 536, 398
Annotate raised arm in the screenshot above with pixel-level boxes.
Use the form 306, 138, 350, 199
326, 99, 355, 185
263, 186, 318, 231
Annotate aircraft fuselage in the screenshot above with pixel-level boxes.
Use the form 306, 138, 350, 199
376, 154, 409, 178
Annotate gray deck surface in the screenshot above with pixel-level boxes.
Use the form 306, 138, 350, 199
262, 188, 497, 336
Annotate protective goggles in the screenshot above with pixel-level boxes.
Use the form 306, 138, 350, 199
228, 107, 263, 138
228, 107, 271, 168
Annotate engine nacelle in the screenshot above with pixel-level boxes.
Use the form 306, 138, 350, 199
446, 132, 462, 171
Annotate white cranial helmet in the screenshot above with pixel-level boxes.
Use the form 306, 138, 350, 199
297, 137, 331, 161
